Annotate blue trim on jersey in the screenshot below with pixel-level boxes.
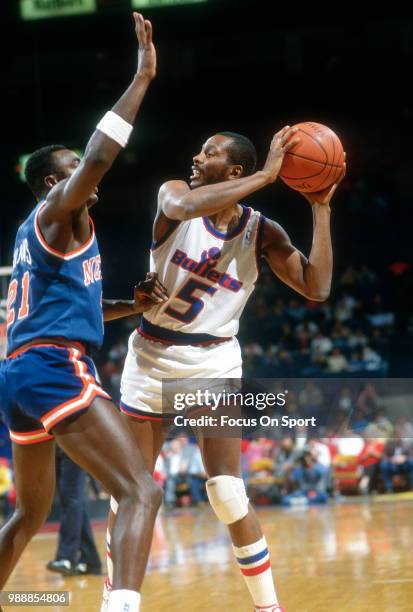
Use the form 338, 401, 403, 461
236, 548, 269, 565
255, 213, 266, 274
139, 317, 231, 346
202, 205, 251, 241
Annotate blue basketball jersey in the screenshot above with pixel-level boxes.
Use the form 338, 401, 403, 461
6, 202, 104, 355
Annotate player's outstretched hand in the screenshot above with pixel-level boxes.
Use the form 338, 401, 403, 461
134, 12, 156, 81
262, 126, 300, 184
134, 272, 168, 313
302, 156, 347, 206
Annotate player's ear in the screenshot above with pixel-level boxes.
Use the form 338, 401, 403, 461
44, 174, 59, 190
227, 165, 243, 180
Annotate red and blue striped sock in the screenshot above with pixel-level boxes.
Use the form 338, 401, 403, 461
233, 536, 280, 611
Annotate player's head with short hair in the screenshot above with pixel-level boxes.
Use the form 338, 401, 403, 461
25, 144, 70, 200
190, 132, 257, 189
217, 132, 257, 177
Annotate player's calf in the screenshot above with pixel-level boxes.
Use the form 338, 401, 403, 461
206, 475, 281, 611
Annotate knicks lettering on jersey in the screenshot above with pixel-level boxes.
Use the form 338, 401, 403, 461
83, 255, 102, 286
13, 239, 32, 268
170, 247, 243, 292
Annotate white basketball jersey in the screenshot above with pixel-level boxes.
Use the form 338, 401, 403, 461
146, 205, 264, 337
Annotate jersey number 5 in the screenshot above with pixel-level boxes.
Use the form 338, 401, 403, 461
7, 272, 30, 328
165, 278, 217, 323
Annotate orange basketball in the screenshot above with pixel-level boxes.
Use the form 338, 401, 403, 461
279, 122, 345, 193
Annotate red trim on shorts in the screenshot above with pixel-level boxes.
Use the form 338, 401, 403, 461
119, 402, 174, 422
9, 429, 54, 445
38, 347, 109, 431
8, 341, 87, 360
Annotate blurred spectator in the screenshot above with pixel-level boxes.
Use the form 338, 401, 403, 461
337, 386, 354, 411
308, 438, 331, 468
361, 346, 383, 371
358, 426, 385, 494
356, 383, 380, 413
334, 430, 365, 456
311, 332, 333, 356
244, 438, 273, 470
46, 449, 102, 576
348, 352, 364, 373
373, 408, 394, 439
0, 458, 15, 520
380, 437, 413, 493
285, 298, 305, 323
366, 295, 395, 328
348, 328, 369, 350
394, 416, 413, 440
273, 437, 300, 493
298, 381, 323, 419
350, 408, 370, 434
163, 439, 187, 509
334, 294, 357, 322
326, 348, 348, 373
284, 450, 329, 505
186, 444, 207, 506
339, 265, 357, 288
331, 321, 351, 347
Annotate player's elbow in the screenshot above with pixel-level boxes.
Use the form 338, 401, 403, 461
163, 201, 193, 221
307, 288, 330, 302
84, 143, 114, 170
84, 154, 113, 172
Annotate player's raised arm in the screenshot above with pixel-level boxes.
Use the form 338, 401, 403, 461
41, 13, 156, 224
159, 127, 300, 221
262, 164, 346, 302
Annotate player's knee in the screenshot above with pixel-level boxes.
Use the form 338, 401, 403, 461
140, 479, 163, 512
13, 502, 51, 536
206, 475, 249, 525
116, 477, 162, 514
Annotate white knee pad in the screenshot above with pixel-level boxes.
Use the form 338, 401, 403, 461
110, 497, 118, 514
206, 475, 249, 525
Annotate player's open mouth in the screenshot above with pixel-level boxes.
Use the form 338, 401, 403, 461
190, 167, 202, 180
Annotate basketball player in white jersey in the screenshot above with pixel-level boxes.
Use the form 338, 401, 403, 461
103, 126, 345, 612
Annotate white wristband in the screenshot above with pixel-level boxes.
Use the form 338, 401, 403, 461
96, 111, 133, 148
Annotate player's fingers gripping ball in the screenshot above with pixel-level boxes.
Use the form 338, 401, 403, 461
279, 122, 345, 193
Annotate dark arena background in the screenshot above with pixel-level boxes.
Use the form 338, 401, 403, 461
1, 2, 413, 611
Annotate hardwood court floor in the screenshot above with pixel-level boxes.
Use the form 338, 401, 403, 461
4, 497, 413, 611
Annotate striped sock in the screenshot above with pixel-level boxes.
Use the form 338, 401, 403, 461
106, 527, 114, 587
233, 536, 278, 609
100, 576, 112, 612
102, 498, 117, 612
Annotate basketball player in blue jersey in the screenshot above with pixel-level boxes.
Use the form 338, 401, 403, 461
0, 13, 167, 612
103, 127, 346, 612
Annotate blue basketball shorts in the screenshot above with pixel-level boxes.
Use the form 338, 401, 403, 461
0, 343, 111, 445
